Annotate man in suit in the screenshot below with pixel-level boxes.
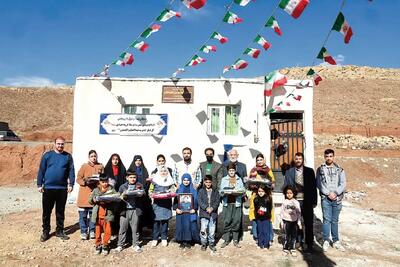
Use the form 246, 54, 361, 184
283, 152, 317, 253
199, 148, 223, 190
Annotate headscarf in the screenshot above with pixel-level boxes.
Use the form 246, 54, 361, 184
152, 165, 174, 187
177, 173, 198, 221
104, 153, 126, 191
128, 155, 149, 186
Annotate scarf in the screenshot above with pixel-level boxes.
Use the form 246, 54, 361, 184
152, 165, 174, 186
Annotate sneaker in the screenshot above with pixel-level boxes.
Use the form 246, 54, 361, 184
283, 249, 290, 255
102, 246, 110, 256
80, 233, 88, 240
179, 243, 185, 249
333, 241, 345, 252
40, 232, 50, 242
114, 246, 123, 253
151, 240, 158, 247
89, 232, 96, 239
201, 245, 207, 251
233, 241, 241, 248
322, 240, 330, 252
220, 241, 230, 248
133, 245, 142, 253
161, 240, 168, 247
290, 250, 297, 257
209, 244, 217, 252
94, 246, 102, 255
56, 231, 70, 240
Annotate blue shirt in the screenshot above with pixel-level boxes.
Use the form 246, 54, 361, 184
37, 150, 75, 189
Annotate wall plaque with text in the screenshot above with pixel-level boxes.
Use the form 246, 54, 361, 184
162, 85, 194, 104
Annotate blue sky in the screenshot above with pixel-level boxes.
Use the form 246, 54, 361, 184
0, 0, 398, 86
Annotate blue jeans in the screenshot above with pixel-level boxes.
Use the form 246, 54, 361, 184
78, 208, 95, 235
251, 220, 258, 240
200, 217, 216, 246
321, 197, 342, 242
153, 220, 169, 241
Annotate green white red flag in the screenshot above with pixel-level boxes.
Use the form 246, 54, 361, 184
119, 52, 134, 65
223, 11, 243, 24
265, 70, 287, 89
186, 55, 206, 66
234, 0, 252, 6
279, 0, 309, 19
232, 59, 248, 70
140, 24, 161, 38
182, 0, 207, 9
332, 12, 353, 44
130, 41, 149, 52
172, 68, 185, 77
223, 66, 232, 74
112, 60, 125, 66
254, 35, 271, 50
210, 32, 228, 44
317, 47, 336, 65
200, 45, 217, 53
243, 48, 261, 59
156, 9, 181, 22
265, 16, 282, 36
307, 68, 322, 85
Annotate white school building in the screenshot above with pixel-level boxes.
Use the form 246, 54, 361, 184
72, 76, 314, 198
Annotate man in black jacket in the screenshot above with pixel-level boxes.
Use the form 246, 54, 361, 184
283, 152, 317, 253
199, 148, 223, 190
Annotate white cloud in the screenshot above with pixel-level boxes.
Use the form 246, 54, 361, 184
1, 76, 66, 87
318, 54, 345, 67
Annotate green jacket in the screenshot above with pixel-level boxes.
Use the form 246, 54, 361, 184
88, 186, 117, 223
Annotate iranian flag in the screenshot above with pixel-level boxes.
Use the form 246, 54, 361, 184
200, 45, 217, 53
265, 70, 287, 89
332, 12, 353, 44
265, 16, 282, 36
172, 68, 185, 77
140, 24, 161, 38
317, 47, 336, 65
186, 55, 206, 66
243, 48, 261, 59
232, 59, 248, 70
264, 89, 273, 97
254, 35, 271, 50
223, 11, 243, 24
182, 0, 207, 9
119, 52, 134, 65
279, 0, 309, 19
307, 68, 322, 85
112, 59, 125, 66
130, 41, 149, 52
223, 66, 232, 74
210, 32, 228, 44
156, 9, 181, 22
234, 0, 252, 6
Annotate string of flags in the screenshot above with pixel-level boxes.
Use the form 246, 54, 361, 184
94, 0, 207, 77
266, 0, 354, 113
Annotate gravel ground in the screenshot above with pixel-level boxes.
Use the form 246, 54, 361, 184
0, 186, 41, 216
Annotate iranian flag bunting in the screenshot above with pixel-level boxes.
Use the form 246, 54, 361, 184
119, 52, 134, 65
307, 68, 322, 85
210, 32, 228, 44
140, 24, 161, 38
265, 70, 287, 89
254, 35, 271, 50
186, 55, 206, 66
200, 45, 217, 53
130, 41, 149, 52
182, 0, 207, 9
223, 66, 232, 74
264, 89, 272, 97
279, 0, 309, 19
265, 16, 282, 36
243, 48, 261, 59
156, 9, 181, 22
232, 59, 248, 70
223, 11, 243, 24
317, 47, 336, 65
172, 68, 185, 77
234, 0, 252, 6
332, 12, 353, 44
112, 59, 125, 66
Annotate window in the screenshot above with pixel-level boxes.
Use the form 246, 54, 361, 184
123, 105, 152, 115
207, 105, 240, 136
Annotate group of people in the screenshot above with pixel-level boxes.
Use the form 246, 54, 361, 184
37, 136, 347, 256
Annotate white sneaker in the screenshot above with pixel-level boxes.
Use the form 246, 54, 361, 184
133, 245, 142, 253
323, 240, 330, 252
333, 241, 345, 252
151, 240, 158, 247
290, 250, 297, 257
114, 246, 123, 253
80, 233, 88, 240
161, 240, 168, 247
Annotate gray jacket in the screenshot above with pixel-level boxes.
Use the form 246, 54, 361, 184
316, 163, 346, 202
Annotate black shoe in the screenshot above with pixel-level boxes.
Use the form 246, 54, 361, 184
40, 232, 50, 242
94, 246, 102, 255
209, 244, 217, 252
102, 245, 110, 256
184, 242, 192, 249
179, 243, 185, 249
56, 231, 70, 240
201, 245, 207, 251
233, 241, 241, 248
220, 241, 230, 248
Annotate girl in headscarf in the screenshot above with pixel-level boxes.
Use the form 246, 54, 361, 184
104, 153, 126, 192
128, 155, 150, 188
174, 173, 200, 249
151, 154, 173, 177
249, 153, 275, 188
149, 165, 175, 247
